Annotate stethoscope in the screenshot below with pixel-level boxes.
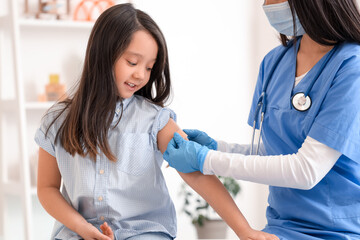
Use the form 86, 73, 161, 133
250, 41, 338, 155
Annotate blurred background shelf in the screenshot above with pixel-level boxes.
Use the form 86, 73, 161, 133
1, 100, 54, 111
2, 182, 37, 196
25, 101, 55, 110
19, 19, 94, 29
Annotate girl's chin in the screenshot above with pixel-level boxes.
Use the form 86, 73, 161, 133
119, 92, 135, 99
118, 90, 135, 99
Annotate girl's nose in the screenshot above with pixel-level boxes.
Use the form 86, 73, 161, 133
133, 67, 145, 80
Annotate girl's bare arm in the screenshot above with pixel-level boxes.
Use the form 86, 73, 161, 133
157, 119, 252, 238
37, 148, 110, 240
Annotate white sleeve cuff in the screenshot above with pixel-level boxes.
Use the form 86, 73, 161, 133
203, 150, 216, 175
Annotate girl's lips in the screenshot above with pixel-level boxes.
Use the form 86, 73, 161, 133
125, 82, 136, 91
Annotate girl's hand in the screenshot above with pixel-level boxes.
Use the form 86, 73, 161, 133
100, 222, 114, 240
240, 228, 279, 240
77, 222, 112, 240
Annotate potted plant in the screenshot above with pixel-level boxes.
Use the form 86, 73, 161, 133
179, 176, 241, 239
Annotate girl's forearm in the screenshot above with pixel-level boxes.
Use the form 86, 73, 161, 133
178, 172, 251, 237
37, 186, 89, 235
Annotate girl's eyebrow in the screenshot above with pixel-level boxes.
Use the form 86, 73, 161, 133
125, 51, 157, 62
125, 51, 142, 57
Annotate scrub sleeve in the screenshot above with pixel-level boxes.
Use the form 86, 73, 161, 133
308, 56, 360, 161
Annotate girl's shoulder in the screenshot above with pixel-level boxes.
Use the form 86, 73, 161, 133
131, 95, 176, 124
132, 95, 164, 113
40, 103, 68, 132
129, 96, 176, 142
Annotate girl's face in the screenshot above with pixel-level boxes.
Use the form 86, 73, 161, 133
114, 30, 158, 99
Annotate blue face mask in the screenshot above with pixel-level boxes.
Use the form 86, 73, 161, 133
263, 1, 305, 36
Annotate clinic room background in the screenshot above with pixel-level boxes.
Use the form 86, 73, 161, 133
0, 0, 281, 239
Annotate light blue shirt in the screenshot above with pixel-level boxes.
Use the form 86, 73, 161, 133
35, 95, 177, 240
248, 39, 360, 239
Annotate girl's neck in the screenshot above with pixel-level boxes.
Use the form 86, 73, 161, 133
299, 34, 333, 55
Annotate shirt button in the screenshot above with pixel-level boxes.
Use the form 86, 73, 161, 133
100, 216, 105, 221
99, 169, 104, 174
98, 196, 103, 201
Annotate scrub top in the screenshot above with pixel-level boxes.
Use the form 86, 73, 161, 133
248, 38, 360, 240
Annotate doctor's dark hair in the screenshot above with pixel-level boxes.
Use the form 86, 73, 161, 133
281, 0, 360, 46
45, 3, 171, 162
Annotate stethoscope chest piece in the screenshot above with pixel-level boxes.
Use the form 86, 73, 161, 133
291, 92, 311, 112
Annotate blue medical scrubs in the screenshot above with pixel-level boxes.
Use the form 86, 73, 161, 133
248, 38, 360, 239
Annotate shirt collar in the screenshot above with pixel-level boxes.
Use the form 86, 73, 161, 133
115, 95, 134, 117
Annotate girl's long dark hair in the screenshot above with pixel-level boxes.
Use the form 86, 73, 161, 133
281, 0, 360, 46
45, 4, 171, 161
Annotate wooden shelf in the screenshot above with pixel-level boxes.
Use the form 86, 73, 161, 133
1, 100, 55, 111
25, 101, 55, 110
19, 19, 94, 30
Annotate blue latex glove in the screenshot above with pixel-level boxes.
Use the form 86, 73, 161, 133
164, 132, 210, 173
183, 129, 218, 150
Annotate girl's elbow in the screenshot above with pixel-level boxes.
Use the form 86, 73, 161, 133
37, 186, 47, 201
36, 185, 58, 201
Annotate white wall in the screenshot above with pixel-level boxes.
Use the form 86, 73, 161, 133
133, 1, 281, 239
1, 0, 282, 239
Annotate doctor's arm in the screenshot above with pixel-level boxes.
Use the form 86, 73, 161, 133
37, 148, 111, 240
157, 119, 278, 240
164, 130, 341, 190
204, 136, 341, 190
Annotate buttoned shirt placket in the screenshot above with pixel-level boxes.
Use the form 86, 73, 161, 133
94, 147, 109, 222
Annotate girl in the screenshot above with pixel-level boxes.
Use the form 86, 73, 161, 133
35, 3, 278, 240
164, 0, 360, 239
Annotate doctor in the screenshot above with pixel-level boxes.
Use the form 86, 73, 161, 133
164, 0, 360, 239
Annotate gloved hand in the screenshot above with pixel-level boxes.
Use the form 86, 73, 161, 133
183, 129, 218, 150
164, 132, 210, 173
